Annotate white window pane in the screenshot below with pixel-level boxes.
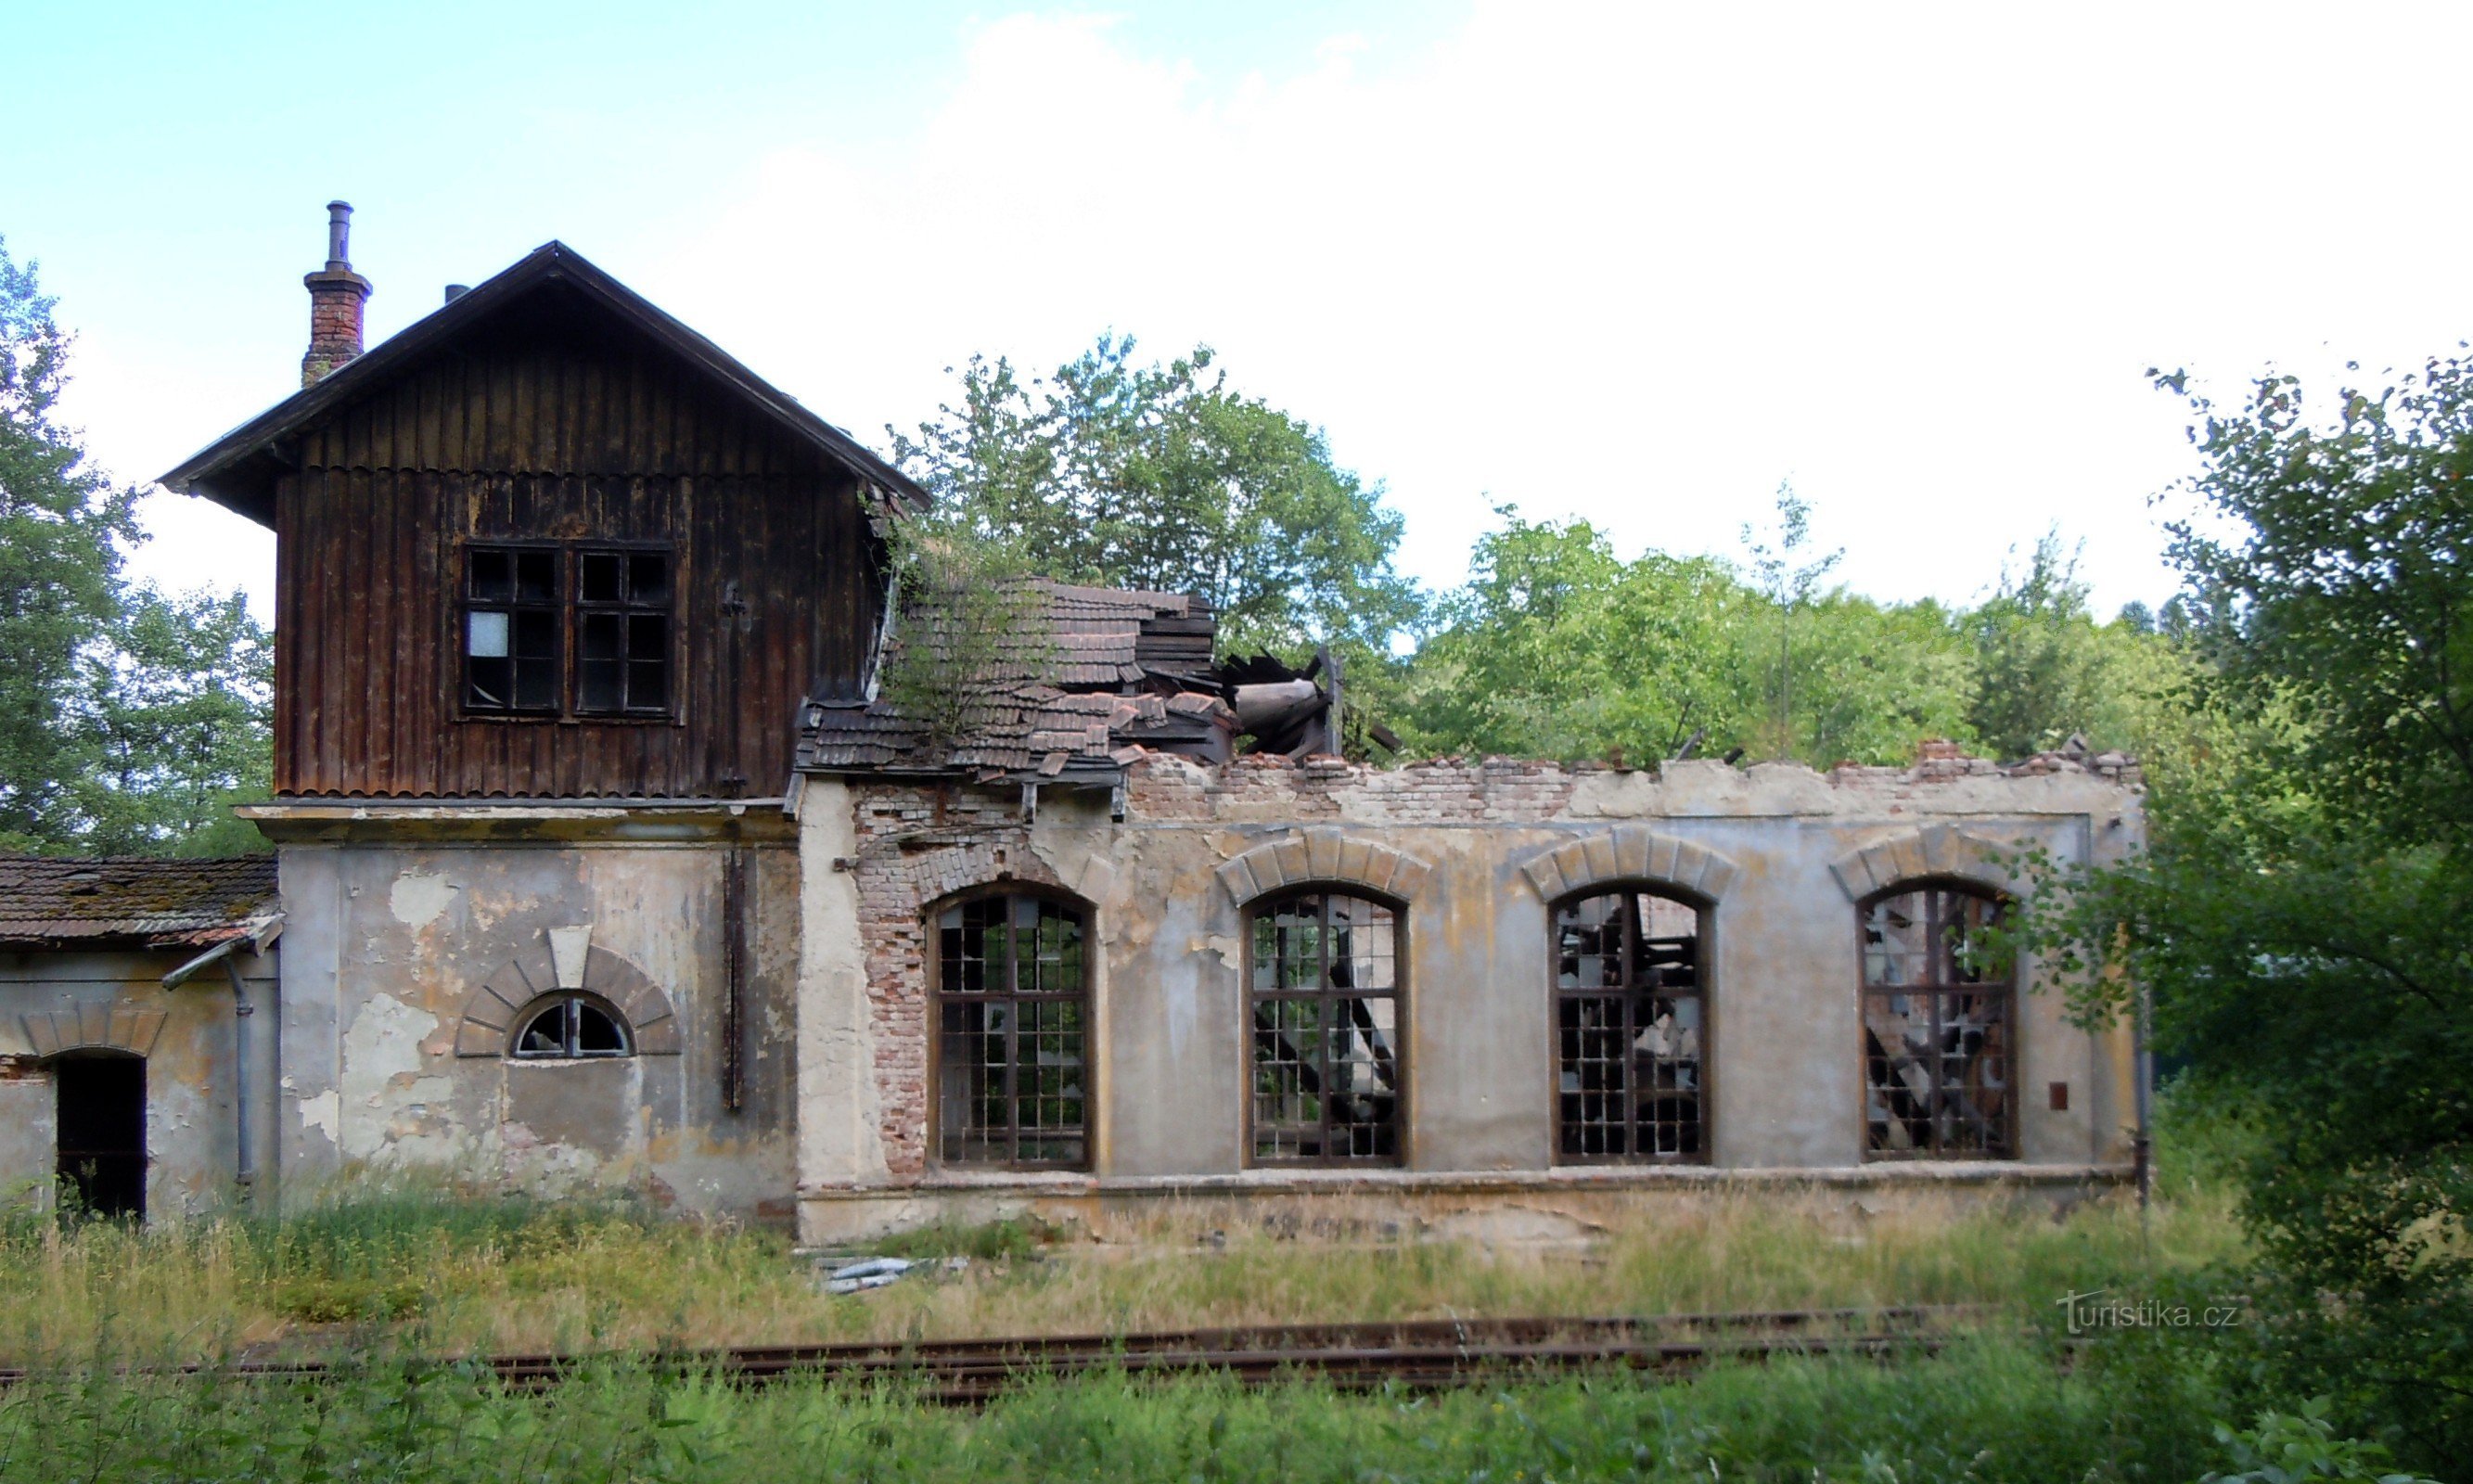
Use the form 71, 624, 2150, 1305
468, 609, 510, 658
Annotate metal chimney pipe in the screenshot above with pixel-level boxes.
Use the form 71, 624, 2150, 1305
325, 200, 353, 270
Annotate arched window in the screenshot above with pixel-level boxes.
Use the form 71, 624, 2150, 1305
509, 994, 632, 1059
1553, 888, 1707, 1162
1861, 882, 2013, 1158
1249, 890, 1401, 1165
932, 892, 1088, 1170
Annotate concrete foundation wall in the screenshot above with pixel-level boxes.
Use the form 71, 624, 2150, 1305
267, 810, 800, 1221
0, 947, 278, 1217
798, 753, 2145, 1243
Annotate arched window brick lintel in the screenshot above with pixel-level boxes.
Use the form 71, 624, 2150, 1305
1216, 827, 1432, 908
455, 943, 680, 1057
1828, 825, 2020, 903
1517, 827, 1741, 903
20, 1004, 168, 1060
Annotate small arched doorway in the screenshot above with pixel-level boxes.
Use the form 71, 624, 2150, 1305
54, 1052, 146, 1219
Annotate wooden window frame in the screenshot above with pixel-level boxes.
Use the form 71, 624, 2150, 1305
1244, 886, 1407, 1169
573, 544, 677, 720
458, 542, 564, 718
455, 540, 680, 724
1548, 884, 1712, 1166
1858, 879, 2017, 1160
926, 888, 1091, 1171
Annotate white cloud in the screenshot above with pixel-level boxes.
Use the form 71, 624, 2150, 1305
102, 3, 2473, 623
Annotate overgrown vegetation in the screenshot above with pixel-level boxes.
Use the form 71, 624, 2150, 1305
2025, 356, 2473, 1474
0, 234, 269, 856
0, 1157, 2246, 1363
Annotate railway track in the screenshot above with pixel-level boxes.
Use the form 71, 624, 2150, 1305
0, 1306, 1987, 1402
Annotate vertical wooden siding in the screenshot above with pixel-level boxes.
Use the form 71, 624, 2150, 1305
274, 328, 882, 799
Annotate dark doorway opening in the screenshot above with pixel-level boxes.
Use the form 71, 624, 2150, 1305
55, 1054, 146, 1219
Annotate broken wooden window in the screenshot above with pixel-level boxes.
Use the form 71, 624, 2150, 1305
576, 549, 673, 715
1554, 888, 1705, 1162
1861, 883, 2013, 1158
464, 545, 560, 712
510, 994, 632, 1059
1249, 890, 1401, 1165
933, 892, 1087, 1169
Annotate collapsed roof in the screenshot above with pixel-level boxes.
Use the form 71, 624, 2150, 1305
796, 581, 1343, 787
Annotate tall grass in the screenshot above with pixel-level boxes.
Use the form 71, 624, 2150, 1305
0, 1334, 2238, 1483
0, 1173, 2246, 1362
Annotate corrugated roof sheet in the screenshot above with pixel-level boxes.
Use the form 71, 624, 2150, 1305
0, 855, 278, 951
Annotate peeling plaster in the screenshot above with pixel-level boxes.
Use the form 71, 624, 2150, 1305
388, 872, 458, 928
340, 993, 440, 1158
297, 1088, 340, 1145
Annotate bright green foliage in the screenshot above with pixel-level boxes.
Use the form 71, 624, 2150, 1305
1967, 531, 2196, 763
1398, 505, 1981, 766
2030, 358, 2473, 1473
0, 234, 137, 847
0, 235, 270, 856
2204, 1399, 2441, 1484
887, 336, 1424, 660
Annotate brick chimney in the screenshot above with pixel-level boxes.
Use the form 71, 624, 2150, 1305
301, 201, 372, 387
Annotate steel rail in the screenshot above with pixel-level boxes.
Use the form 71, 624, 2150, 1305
0, 1305, 1989, 1400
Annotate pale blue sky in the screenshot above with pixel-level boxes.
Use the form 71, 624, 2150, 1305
17, 2, 2473, 626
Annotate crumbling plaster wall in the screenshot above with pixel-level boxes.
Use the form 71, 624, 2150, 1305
799, 752, 2144, 1237
0, 947, 277, 1216
275, 833, 797, 1219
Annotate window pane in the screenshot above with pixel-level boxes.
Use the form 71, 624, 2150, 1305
515, 551, 557, 603
467, 609, 510, 659
514, 1004, 566, 1057
1864, 895, 1929, 987
582, 613, 622, 662
514, 656, 557, 711
574, 1003, 627, 1055
628, 659, 669, 711
513, 609, 557, 659
627, 612, 666, 659
580, 552, 622, 604
468, 550, 512, 601
628, 552, 670, 604
467, 658, 511, 710
580, 659, 622, 713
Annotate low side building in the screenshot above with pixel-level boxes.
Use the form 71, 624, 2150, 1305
0, 856, 278, 1219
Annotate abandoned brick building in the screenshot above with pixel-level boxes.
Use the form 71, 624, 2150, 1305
0, 208, 2146, 1237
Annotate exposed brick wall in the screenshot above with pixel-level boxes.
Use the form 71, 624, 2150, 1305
848, 784, 1070, 1177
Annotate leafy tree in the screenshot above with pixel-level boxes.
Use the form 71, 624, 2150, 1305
1739, 482, 1843, 758
0, 234, 270, 856
888, 335, 1425, 659
2033, 357, 2473, 1471
1398, 505, 1976, 767
0, 235, 137, 848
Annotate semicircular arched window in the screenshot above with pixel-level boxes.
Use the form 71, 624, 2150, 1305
509, 994, 632, 1059
1861, 882, 2014, 1158
1248, 889, 1402, 1166
1553, 887, 1707, 1163
931, 892, 1089, 1170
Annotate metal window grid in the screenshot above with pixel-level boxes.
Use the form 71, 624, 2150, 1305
1248, 891, 1401, 1166
933, 894, 1088, 1170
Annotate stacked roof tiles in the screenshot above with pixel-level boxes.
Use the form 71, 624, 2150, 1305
798, 581, 1236, 783
0, 855, 278, 951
